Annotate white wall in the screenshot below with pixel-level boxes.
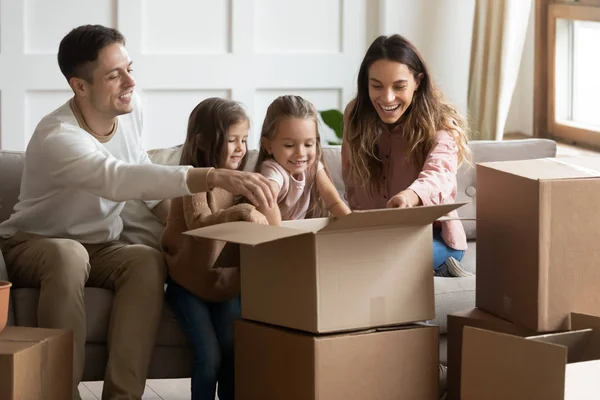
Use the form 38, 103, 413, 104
0, 0, 370, 151
0, 0, 533, 152
381, 0, 476, 116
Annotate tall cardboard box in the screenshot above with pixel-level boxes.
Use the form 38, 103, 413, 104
187, 204, 461, 333
476, 157, 600, 332
446, 308, 535, 400
236, 319, 439, 400
0, 326, 73, 400
461, 313, 600, 400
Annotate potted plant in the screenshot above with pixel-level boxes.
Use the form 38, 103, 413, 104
319, 109, 344, 145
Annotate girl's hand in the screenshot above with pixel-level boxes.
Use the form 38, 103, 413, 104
315, 168, 351, 218
247, 209, 269, 225
386, 189, 420, 208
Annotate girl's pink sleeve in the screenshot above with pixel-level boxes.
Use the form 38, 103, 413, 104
260, 160, 284, 188
260, 160, 287, 201
408, 130, 459, 205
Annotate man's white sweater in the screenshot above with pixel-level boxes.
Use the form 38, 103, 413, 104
0, 92, 192, 243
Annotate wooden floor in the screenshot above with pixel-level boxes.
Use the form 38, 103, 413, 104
79, 379, 196, 400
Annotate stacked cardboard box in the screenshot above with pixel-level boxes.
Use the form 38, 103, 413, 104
448, 157, 600, 399
0, 326, 73, 399
187, 204, 463, 400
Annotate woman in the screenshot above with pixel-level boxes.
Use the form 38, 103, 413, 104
341, 34, 471, 274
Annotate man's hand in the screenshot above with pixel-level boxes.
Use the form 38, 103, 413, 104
208, 169, 275, 209
246, 209, 269, 225
386, 189, 421, 209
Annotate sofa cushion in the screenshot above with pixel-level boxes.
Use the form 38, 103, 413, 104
456, 139, 557, 240
11, 287, 189, 347
433, 275, 476, 334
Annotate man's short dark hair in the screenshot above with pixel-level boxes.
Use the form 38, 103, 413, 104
58, 24, 125, 82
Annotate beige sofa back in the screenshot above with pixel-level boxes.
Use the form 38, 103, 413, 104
0, 139, 557, 246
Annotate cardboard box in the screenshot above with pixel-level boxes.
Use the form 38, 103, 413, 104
446, 308, 536, 400
187, 204, 461, 333
476, 157, 600, 332
0, 326, 73, 400
461, 313, 600, 400
235, 319, 439, 400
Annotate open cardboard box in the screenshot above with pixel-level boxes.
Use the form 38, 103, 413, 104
477, 157, 600, 331
186, 203, 463, 333
461, 313, 600, 400
447, 308, 537, 400
235, 319, 439, 400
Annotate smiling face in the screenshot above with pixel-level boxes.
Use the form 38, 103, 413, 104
220, 119, 249, 170
78, 42, 136, 119
262, 117, 318, 178
368, 59, 420, 125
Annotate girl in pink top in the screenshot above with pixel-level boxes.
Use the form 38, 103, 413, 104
342, 34, 471, 271
255, 95, 351, 224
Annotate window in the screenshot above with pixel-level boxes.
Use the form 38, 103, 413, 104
537, 0, 600, 148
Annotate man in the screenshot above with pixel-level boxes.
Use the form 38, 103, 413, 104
0, 25, 273, 400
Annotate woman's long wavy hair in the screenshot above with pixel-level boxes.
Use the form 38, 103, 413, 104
255, 95, 331, 218
179, 97, 249, 170
346, 34, 471, 193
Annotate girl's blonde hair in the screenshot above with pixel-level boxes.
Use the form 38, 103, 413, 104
346, 34, 471, 193
257, 95, 331, 218
179, 97, 249, 169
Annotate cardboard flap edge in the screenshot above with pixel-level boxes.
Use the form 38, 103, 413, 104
184, 221, 312, 245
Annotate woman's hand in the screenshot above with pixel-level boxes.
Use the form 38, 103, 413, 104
386, 189, 421, 208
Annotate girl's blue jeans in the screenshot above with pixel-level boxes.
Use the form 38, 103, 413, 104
166, 277, 240, 400
433, 228, 465, 271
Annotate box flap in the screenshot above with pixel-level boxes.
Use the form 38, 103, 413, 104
461, 326, 567, 400
320, 203, 465, 233
571, 313, 600, 332
570, 313, 600, 361
528, 330, 593, 363
479, 157, 600, 181
281, 218, 331, 231
185, 221, 312, 246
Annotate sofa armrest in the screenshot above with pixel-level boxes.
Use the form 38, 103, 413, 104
457, 139, 557, 240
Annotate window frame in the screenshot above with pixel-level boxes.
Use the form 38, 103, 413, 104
536, 0, 600, 147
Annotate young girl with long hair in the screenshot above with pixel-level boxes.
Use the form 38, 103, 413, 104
160, 97, 267, 400
253, 95, 350, 224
